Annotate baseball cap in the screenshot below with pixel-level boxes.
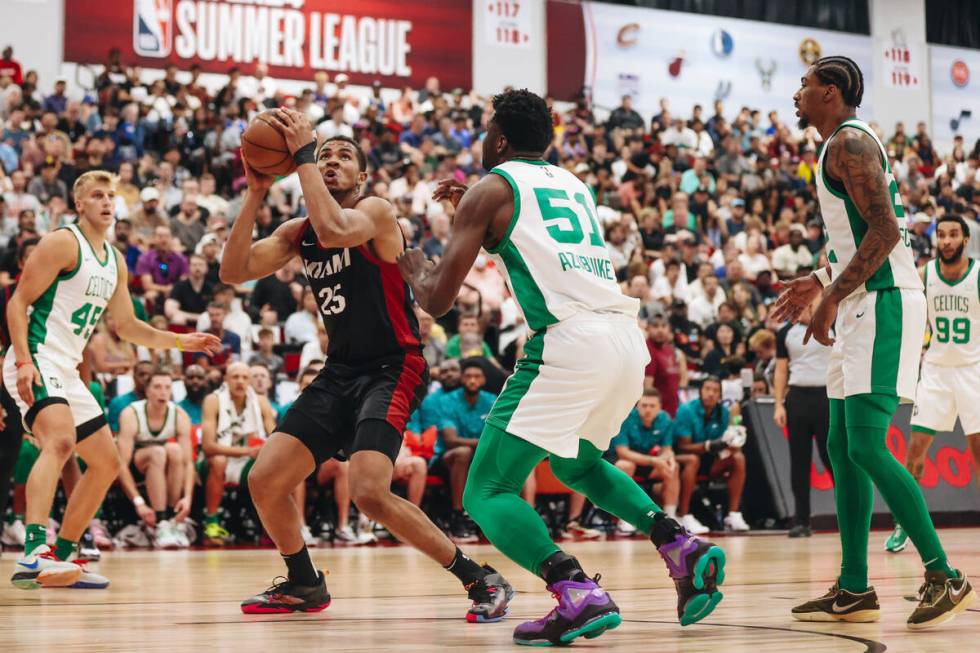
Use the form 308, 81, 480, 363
912, 212, 932, 224
731, 198, 745, 207
140, 187, 160, 203
574, 162, 590, 174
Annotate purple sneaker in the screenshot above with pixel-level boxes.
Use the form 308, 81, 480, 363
513, 575, 622, 646
656, 530, 726, 626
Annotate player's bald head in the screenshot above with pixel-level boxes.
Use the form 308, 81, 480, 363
226, 362, 250, 378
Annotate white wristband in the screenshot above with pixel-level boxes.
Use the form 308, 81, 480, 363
813, 268, 831, 288
133, 496, 146, 507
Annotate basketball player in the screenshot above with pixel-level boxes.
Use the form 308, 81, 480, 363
199, 362, 278, 544
116, 369, 194, 549
6, 171, 220, 589
221, 111, 513, 620
398, 89, 726, 646
885, 214, 980, 553
774, 57, 974, 629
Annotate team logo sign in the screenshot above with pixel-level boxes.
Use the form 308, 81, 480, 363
757, 59, 777, 91
710, 29, 734, 58
617, 23, 640, 49
133, 0, 173, 58
951, 60, 970, 88
799, 38, 821, 66
668, 50, 685, 78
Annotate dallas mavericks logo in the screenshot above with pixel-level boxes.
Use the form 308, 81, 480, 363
710, 30, 734, 58
133, 0, 173, 57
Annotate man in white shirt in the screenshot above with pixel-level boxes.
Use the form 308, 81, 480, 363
284, 286, 319, 345
687, 274, 725, 327
771, 225, 814, 279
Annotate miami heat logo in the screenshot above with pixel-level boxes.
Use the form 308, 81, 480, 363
133, 0, 173, 57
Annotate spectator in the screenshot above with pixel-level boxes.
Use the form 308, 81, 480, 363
248, 328, 285, 378
196, 284, 253, 353
771, 225, 814, 279
131, 187, 169, 239
430, 360, 497, 542
26, 156, 67, 204
0, 46, 23, 85
178, 364, 208, 425
170, 192, 208, 253
416, 306, 446, 369
422, 212, 451, 260
199, 362, 278, 544
702, 323, 744, 378
249, 261, 303, 324
3, 170, 42, 225
445, 313, 494, 360
196, 301, 241, 368
164, 253, 213, 325
687, 273, 724, 327
284, 286, 319, 345
112, 218, 142, 272
135, 225, 189, 304
299, 323, 329, 371
608, 95, 644, 131
609, 389, 707, 534
107, 361, 154, 432
643, 313, 687, 416
673, 378, 748, 531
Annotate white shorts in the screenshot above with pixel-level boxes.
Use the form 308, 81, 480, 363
225, 455, 253, 485
486, 312, 648, 458
2, 353, 105, 435
911, 361, 980, 434
826, 288, 926, 401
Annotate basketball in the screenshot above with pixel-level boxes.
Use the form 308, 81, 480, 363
241, 111, 296, 177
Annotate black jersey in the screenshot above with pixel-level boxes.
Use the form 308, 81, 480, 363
296, 219, 421, 365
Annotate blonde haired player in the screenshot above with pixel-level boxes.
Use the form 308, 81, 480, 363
885, 214, 980, 554
5, 171, 220, 589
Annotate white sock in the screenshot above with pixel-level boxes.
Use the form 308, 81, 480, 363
664, 505, 677, 518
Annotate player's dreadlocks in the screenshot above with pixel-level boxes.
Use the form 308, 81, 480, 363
490, 89, 554, 153
813, 56, 864, 108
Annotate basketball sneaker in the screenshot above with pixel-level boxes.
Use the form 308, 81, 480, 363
64, 558, 110, 589
465, 565, 515, 623
723, 511, 750, 531
907, 570, 976, 630
616, 520, 637, 535
88, 519, 113, 549
561, 520, 602, 540
1, 519, 26, 547
241, 573, 331, 614
10, 544, 83, 589
154, 520, 182, 549
300, 525, 318, 548
679, 514, 710, 535
885, 524, 909, 553
653, 518, 727, 626
204, 521, 231, 545
78, 531, 101, 562
791, 583, 880, 622
512, 575, 621, 646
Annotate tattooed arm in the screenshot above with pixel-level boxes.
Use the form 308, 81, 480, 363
823, 128, 900, 303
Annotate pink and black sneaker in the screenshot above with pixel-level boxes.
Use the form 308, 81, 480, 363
653, 515, 726, 626
512, 575, 621, 646
465, 565, 515, 623
241, 573, 331, 614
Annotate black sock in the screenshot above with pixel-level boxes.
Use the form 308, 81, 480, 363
155, 511, 166, 524
166, 507, 175, 520
649, 511, 683, 547
282, 545, 319, 586
445, 547, 486, 586
540, 551, 588, 585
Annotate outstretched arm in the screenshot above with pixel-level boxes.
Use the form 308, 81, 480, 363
824, 129, 901, 303
398, 176, 509, 316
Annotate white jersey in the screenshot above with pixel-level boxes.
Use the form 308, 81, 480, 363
27, 224, 118, 366
923, 258, 980, 366
486, 159, 639, 331
815, 119, 921, 297
129, 399, 178, 448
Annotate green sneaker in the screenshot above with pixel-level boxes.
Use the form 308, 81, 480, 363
885, 525, 908, 553
204, 522, 231, 545
907, 570, 977, 630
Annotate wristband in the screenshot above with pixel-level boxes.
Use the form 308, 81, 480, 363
175, 335, 183, 351
707, 439, 726, 454
293, 141, 316, 165
813, 267, 832, 288
14, 360, 32, 369
133, 496, 146, 507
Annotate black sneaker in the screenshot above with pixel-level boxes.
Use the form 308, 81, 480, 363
792, 582, 880, 622
78, 531, 101, 562
450, 513, 478, 544
241, 573, 331, 614
788, 525, 812, 538
653, 518, 726, 626
466, 565, 515, 623
907, 570, 977, 630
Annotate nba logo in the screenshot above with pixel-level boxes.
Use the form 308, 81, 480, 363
133, 0, 173, 57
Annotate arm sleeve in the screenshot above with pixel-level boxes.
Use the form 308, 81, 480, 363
775, 323, 790, 359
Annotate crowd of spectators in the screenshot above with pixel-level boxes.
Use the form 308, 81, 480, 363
1, 42, 979, 549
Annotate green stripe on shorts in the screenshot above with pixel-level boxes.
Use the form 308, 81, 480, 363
487, 329, 546, 430
870, 289, 902, 395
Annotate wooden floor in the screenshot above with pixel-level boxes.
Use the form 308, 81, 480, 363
0, 529, 977, 652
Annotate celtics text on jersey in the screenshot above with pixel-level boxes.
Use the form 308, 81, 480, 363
487, 159, 638, 331
815, 118, 921, 296
923, 258, 980, 366
27, 224, 118, 366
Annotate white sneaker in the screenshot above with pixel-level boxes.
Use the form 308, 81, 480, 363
300, 525, 318, 548
154, 520, 182, 549
10, 544, 82, 589
64, 558, 110, 589
1, 519, 26, 546
617, 520, 637, 535
562, 520, 603, 540
334, 526, 360, 543
88, 519, 113, 549
176, 519, 197, 547
680, 513, 710, 535
724, 511, 750, 532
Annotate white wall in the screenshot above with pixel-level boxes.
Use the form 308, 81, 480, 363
869, 0, 932, 136
2, 0, 64, 94
471, 0, 547, 97
929, 44, 980, 154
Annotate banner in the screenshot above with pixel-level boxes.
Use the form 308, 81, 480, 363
744, 399, 979, 520
929, 44, 980, 153
63, 0, 472, 89
548, 1, 874, 127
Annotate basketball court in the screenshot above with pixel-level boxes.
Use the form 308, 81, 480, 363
1, 529, 974, 652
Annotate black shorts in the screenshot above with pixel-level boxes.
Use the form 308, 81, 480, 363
277, 353, 428, 466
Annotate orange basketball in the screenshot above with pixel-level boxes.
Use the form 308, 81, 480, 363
241, 111, 297, 177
